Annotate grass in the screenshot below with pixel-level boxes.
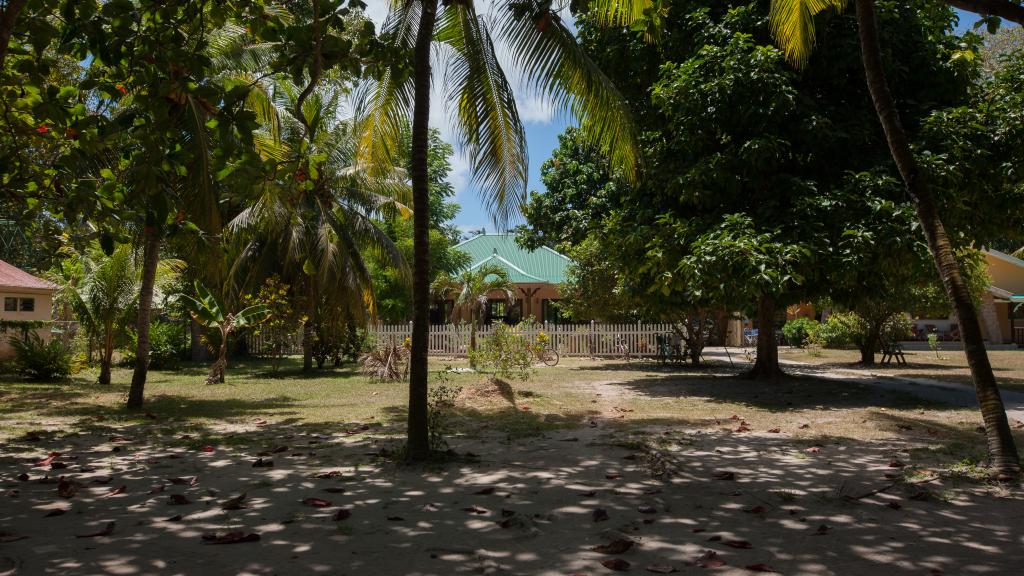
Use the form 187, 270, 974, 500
778, 346, 1024, 391
1, 355, 1017, 464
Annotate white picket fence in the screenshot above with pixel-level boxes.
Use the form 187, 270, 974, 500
369, 322, 682, 358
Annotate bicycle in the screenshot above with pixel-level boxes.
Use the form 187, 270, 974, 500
529, 332, 559, 366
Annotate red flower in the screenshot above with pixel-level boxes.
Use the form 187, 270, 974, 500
116, 85, 127, 95
36, 124, 49, 134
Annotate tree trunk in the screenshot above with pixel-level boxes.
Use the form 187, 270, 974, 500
406, 0, 438, 460
747, 295, 784, 379
469, 310, 478, 369
97, 325, 114, 383
302, 282, 315, 372
126, 226, 160, 409
858, 317, 883, 365
855, 0, 1019, 476
0, 0, 27, 69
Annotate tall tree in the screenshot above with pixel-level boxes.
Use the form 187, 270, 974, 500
768, 0, 1021, 475
360, 0, 642, 458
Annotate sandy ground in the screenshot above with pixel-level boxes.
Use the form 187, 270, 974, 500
2, 406, 1023, 576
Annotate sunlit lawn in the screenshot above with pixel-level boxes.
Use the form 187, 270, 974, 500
778, 346, 1024, 392
2, 355, 1019, 470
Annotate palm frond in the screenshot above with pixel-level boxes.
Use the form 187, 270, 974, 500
497, 6, 640, 183
769, 0, 848, 68
437, 2, 528, 226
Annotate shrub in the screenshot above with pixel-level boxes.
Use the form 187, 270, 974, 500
124, 319, 186, 369
810, 312, 864, 349
10, 332, 72, 381
879, 314, 913, 345
470, 322, 532, 381
782, 317, 818, 348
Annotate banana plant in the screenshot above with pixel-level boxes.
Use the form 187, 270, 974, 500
181, 281, 269, 384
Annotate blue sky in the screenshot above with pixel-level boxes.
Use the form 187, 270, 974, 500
362, 3, 989, 234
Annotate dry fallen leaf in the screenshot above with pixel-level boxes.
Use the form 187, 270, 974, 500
252, 458, 273, 468
168, 494, 191, 505
646, 564, 677, 573
593, 508, 610, 522
202, 531, 260, 544
638, 505, 657, 514
724, 539, 753, 549
76, 521, 115, 538
711, 471, 736, 481
744, 505, 766, 514
34, 452, 61, 468
745, 563, 778, 572
221, 493, 248, 510
57, 479, 77, 499
593, 538, 635, 555
462, 506, 488, 515
333, 509, 352, 521
302, 497, 332, 508
767, 428, 781, 434
694, 550, 726, 568
601, 558, 631, 571
473, 487, 496, 495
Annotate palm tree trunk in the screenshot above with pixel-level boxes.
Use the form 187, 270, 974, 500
855, 0, 1019, 476
126, 225, 160, 409
469, 309, 478, 369
99, 327, 114, 385
302, 281, 315, 372
406, 0, 439, 460
747, 295, 783, 379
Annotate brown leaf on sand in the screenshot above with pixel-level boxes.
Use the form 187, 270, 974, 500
694, 550, 726, 568
605, 472, 621, 480
744, 505, 766, 514
168, 494, 192, 505
34, 452, 61, 468
333, 509, 352, 521
462, 506, 488, 515
105, 485, 127, 497
76, 521, 115, 538
593, 538, 635, 555
805, 447, 821, 454
735, 424, 751, 433
593, 508, 610, 522
473, 487, 496, 495
814, 524, 831, 535
252, 458, 273, 468
646, 564, 677, 573
767, 428, 781, 434
44, 509, 66, 517
711, 471, 735, 481
602, 559, 631, 571
886, 501, 902, 510
324, 487, 347, 494
91, 477, 114, 485
271, 445, 289, 454
165, 514, 183, 522
57, 479, 77, 499
302, 497, 332, 508
221, 493, 248, 510
0, 532, 28, 543
168, 476, 198, 486
888, 458, 905, 468
17, 473, 29, 482
638, 505, 657, 514
725, 540, 753, 549
202, 531, 260, 545
148, 484, 167, 494
314, 470, 342, 479
746, 564, 778, 573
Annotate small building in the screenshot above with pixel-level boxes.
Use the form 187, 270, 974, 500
436, 234, 570, 324
911, 249, 1024, 344
0, 259, 58, 358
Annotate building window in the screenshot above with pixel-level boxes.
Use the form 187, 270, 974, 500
488, 300, 506, 322
19, 298, 34, 312
3, 297, 15, 312
542, 299, 563, 324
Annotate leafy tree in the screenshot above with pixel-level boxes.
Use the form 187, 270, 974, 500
360, 0, 643, 458
768, 0, 1023, 474
241, 276, 301, 372
181, 281, 269, 384
431, 263, 516, 367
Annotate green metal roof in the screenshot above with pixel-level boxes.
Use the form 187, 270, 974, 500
454, 234, 570, 284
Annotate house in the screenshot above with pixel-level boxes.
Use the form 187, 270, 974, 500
896, 249, 1024, 344
0, 259, 58, 358
436, 234, 570, 324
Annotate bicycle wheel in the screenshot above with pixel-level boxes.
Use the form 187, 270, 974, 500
541, 349, 559, 366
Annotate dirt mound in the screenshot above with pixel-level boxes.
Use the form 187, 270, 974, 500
458, 378, 516, 406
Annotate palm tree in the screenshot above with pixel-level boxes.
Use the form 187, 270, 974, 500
432, 263, 516, 367
361, 0, 643, 459
769, 0, 1021, 476
228, 80, 407, 371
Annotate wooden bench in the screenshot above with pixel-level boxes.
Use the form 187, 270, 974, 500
880, 341, 906, 365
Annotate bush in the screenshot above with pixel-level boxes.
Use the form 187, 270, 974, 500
124, 320, 187, 369
879, 314, 913, 344
782, 317, 818, 347
810, 312, 864, 349
10, 332, 72, 381
470, 322, 533, 381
